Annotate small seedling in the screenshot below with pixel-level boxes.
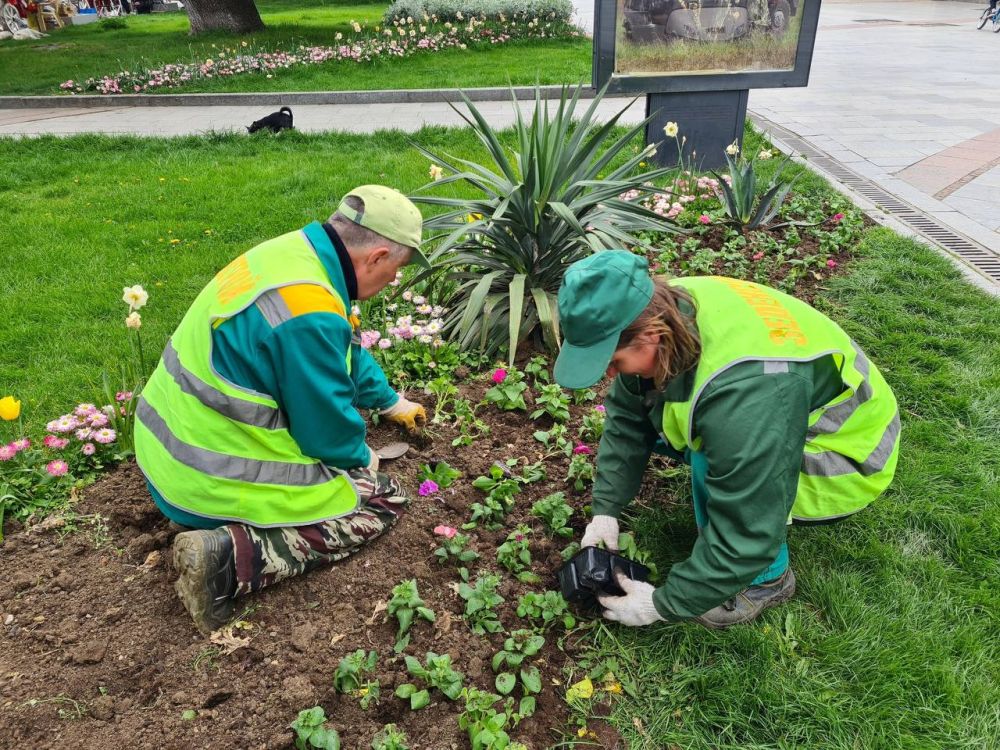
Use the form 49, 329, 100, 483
418, 460, 461, 489
617, 532, 660, 581
516, 590, 576, 630
578, 408, 605, 443
452, 399, 490, 447
531, 492, 574, 538
484, 368, 528, 411
491, 629, 545, 713
566, 453, 595, 491
358, 681, 381, 710
395, 651, 465, 709
458, 574, 505, 635
571, 388, 597, 405
290, 706, 340, 750
386, 579, 436, 653
426, 376, 459, 423
524, 356, 550, 384
333, 649, 378, 695
496, 525, 538, 582
371, 723, 410, 750
434, 532, 480, 567
531, 383, 571, 422
457, 687, 517, 750
533, 423, 573, 458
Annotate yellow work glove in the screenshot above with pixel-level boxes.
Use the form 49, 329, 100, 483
379, 395, 426, 434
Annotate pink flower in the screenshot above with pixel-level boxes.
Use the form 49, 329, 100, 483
359, 330, 382, 349
43, 435, 69, 449
433, 525, 458, 538
46, 459, 69, 476
75, 428, 93, 441
12, 438, 30, 452
698, 214, 711, 225
752, 252, 765, 261
831, 213, 845, 223
492, 368, 507, 384
418, 479, 439, 496
827, 259, 838, 269
573, 443, 592, 455
81, 443, 96, 456
115, 391, 133, 402
92, 428, 117, 444
595, 405, 606, 413
74, 403, 98, 417
0, 444, 16, 461
378, 338, 392, 350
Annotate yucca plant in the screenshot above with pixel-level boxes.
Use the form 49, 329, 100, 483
712, 146, 799, 231
409, 85, 681, 363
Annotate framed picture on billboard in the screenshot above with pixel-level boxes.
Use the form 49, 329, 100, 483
593, 0, 822, 93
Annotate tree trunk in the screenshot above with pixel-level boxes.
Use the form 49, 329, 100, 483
185, 0, 264, 35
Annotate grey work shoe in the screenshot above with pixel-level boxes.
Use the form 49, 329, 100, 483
172, 527, 237, 635
693, 568, 796, 630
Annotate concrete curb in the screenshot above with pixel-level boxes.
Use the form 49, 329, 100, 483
0, 85, 602, 110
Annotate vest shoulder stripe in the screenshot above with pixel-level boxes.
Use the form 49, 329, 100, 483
276, 284, 347, 321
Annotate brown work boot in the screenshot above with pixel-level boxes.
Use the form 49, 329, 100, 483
172, 527, 237, 635
694, 568, 796, 630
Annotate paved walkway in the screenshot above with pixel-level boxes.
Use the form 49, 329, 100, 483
1, 0, 997, 275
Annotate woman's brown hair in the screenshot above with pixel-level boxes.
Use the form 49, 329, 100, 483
617, 278, 701, 388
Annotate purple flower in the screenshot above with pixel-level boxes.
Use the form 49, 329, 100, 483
418, 480, 439, 496
595, 405, 606, 413
573, 443, 592, 455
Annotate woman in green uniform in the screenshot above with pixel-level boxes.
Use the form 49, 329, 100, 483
553, 251, 900, 628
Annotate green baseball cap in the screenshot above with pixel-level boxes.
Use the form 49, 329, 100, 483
553, 250, 654, 389
337, 185, 431, 269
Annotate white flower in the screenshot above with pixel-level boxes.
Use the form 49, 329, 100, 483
335, 32, 343, 40
122, 284, 149, 311
726, 141, 740, 156
418, 334, 433, 344
351, 20, 361, 32
125, 311, 142, 330
429, 164, 444, 181
758, 149, 773, 160
663, 121, 679, 138
413, 295, 426, 305
402, 291, 413, 301
645, 144, 657, 157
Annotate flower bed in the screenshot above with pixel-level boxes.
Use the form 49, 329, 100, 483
59, 15, 578, 95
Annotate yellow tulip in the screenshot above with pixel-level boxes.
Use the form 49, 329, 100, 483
0, 395, 21, 421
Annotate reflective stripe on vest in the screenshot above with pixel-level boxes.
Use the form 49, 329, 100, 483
661, 276, 899, 521
135, 226, 360, 526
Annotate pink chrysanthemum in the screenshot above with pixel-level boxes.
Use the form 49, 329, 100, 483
75, 428, 93, 441
50, 415, 80, 433
12, 438, 30, 452
46, 459, 69, 476
92, 428, 117, 444
87, 412, 109, 428
0, 444, 16, 461
74, 403, 98, 417
115, 391, 134, 403
81, 443, 96, 456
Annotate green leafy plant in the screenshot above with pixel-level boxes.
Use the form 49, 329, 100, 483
386, 579, 436, 653
371, 723, 410, 750
617, 531, 660, 582
484, 368, 529, 411
518, 460, 547, 484
290, 706, 341, 750
566, 453, 595, 491
578, 407, 605, 443
516, 590, 576, 630
492, 629, 545, 715
457, 687, 524, 750
533, 423, 573, 459
333, 649, 378, 695
410, 85, 679, 361
452, 398, 491, 447
713, 147, 799, 231
530, 383, 570, 422
426, 376, 459, 423
523, 356, 550, 384
496, 525, 539, 582
434, 531, 480, 568
467, 463, 522, 529
531, 492, 574, 537
458, 574, 505, 634
570, 388, 597, 405
395, 651, 465, 709
418, 460, 461, 489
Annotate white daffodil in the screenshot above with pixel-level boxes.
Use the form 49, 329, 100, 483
122, 284, 149, 311
726, 141, 740, 156
429, 164, 444, 181
758, 149, 773, 160
663, 121, 679, 138
125, 311, 142, 330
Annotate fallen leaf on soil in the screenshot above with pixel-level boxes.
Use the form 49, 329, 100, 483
364, 600, 387, 626
29, 515, 66, 533
138, 550, 161, 571
433, 610, 454, 637
210, 625, 251, 655
567, 677, 594, 702
330, 633, 345, 647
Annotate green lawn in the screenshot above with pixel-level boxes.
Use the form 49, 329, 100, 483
0, 0, 591, 96
1, 127, 998, 747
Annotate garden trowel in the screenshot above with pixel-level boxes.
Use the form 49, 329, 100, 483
375, 442, 410, 461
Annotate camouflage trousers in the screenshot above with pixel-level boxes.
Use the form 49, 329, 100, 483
223, 468, 408, 596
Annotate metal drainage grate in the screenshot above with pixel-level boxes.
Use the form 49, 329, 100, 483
752, 115, 1000, 284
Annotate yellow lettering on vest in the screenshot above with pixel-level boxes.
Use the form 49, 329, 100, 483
215, 256, 260, 306
717, 278, 808, 347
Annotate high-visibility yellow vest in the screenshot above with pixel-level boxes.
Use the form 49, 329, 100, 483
135, 227, 361, 527
661, 277, 900, 521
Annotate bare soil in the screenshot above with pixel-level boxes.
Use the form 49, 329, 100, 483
0, 380, 628, 750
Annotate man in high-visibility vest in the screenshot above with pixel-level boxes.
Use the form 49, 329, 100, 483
553, 251, 900, 628
135, 185, 430, 634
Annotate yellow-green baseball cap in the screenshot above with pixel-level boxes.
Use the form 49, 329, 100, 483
337, 185, 431, 269
554, 250, 654, 389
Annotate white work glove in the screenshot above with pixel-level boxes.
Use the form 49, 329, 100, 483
365, 444, 380, 472
598, 573, 664, 627
581, 515, 620, 550
379, 394, 426, 434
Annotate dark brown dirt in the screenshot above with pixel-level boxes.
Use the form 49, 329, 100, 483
0, 381, 627, 750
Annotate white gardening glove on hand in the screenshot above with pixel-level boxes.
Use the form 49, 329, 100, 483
379, 394, 426, 434
365, 444, 380, 472
580, 515, 620, 550
598, 573, 664, 627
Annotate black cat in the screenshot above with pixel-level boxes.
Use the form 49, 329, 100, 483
247, 106, 294, 134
